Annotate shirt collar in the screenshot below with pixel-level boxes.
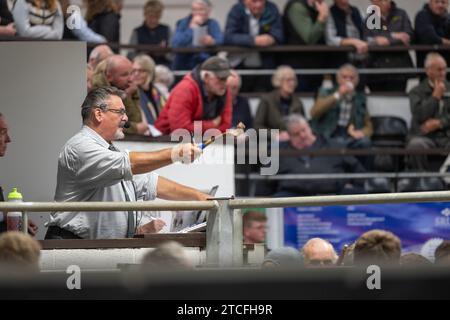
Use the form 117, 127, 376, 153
81, 125, 111, 149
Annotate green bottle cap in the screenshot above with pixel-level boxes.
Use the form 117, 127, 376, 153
7, 188, 23, 200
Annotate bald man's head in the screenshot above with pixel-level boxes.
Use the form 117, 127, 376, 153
105, 55, 133, 90
302, 238, 338, 267
89, 45, 113, 69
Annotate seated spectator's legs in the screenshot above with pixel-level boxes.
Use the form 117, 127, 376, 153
406, 136, 436, 171
330, 134, 373, 171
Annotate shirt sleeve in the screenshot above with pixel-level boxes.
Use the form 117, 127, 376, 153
133, 172, 159, 201
325, 15, 342, 46
71, 11, 106, 43
63, 141, 133, 189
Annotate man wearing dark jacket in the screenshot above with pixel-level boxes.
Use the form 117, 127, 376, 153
224, 0, 283, 91
407, 52, 450, 171
326, 0, 367, 68
276, 114, 365, 197
0, 0, 15, 36
363, 0, 414, 91
415, 0, 450, 68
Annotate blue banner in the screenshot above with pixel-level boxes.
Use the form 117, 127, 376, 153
284, 202, 450, 258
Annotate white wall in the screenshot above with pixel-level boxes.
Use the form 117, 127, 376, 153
40, 247, 204, 271
0, 42, 86, 239
114, 141, 235, 197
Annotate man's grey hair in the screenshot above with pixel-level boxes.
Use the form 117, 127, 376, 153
81, 86, 125, 124
192, 0, 211, 8
155, 64, 175, 86
200, 70, 214, 80
272, 65, 297, 88
425, 52, 446, 69
285, 114, 308, 132
337, 63, 359, 80
0, 112, 3, 118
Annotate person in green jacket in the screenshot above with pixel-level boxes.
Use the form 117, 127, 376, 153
310, 64, 373, 169
408, 52, 450, 171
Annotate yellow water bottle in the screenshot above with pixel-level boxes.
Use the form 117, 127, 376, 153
7, 188, 23, 232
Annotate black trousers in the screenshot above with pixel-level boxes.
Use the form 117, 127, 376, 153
45, 226, 82, 239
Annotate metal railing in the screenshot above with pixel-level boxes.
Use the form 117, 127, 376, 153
2, 191, 450, 267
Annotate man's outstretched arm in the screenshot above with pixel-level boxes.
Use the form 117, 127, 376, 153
156, 176, 210, 201
129, 143, 202, 174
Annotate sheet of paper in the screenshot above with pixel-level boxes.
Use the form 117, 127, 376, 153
192, 25, 208, 47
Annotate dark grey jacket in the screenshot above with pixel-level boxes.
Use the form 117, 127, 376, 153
409, 79, 450, 142
254, 90, 305, 131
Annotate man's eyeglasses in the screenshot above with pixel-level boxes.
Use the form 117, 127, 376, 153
97, 107, 127, 115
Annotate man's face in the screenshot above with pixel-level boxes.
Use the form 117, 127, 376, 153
427, 57, 448, 82
107, 60, 133, 91
226, 74, 240, 99
304, 243, 337, 268
204, 73, 228, 97
144, 12, 161, 29
335, 0, 349, 8
97, 96, 128, 142
191, 1, 210, 24
0, 116, 11, 157
429, 0, 448, 16
337, 68, 359, 89
371, 0, 391, 15
244, 221, 267, 244
244, 0, 266, 18
288, 121, 315, 150
279, 71, 297, 96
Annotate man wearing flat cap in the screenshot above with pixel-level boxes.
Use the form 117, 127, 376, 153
155, 56, 232, 134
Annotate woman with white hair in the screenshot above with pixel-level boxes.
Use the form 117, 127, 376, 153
171, 0, 223, 70
132, 54, 167, 135
154, 64, 175, 99
254, 65, 305, 141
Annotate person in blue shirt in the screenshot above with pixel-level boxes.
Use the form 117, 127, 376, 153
171, 0, 223, 70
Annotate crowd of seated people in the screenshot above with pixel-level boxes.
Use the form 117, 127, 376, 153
262, 229, 450, 269
80, 39, 450, 196
3, 0, 450, 91
3, 0, 450, 197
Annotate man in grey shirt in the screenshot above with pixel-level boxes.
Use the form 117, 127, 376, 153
46, 86, 208, 239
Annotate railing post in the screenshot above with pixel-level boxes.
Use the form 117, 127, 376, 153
22, 211, 28, 235
206, 200, 243, 267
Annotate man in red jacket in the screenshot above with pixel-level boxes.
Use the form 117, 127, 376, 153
155, 56, 232, 134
